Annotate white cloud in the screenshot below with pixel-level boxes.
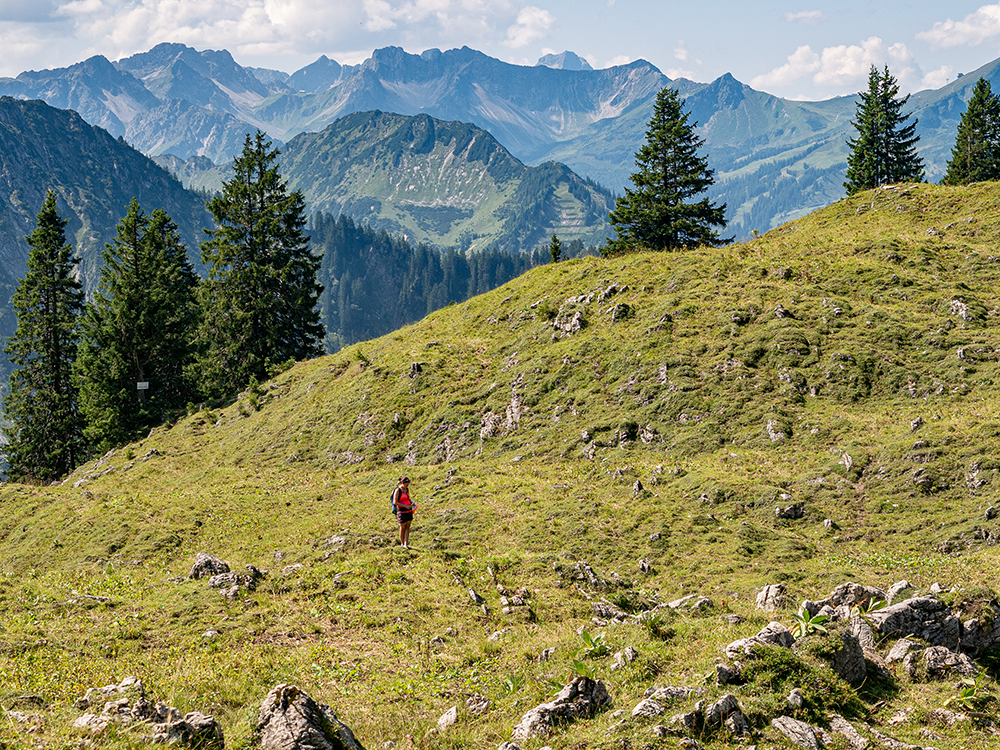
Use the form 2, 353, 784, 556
750, 45, 819, 88
920, 65, 954, 90
917, 4, 1000, 49
674, 39, 687, 62
752, 37, 923, 95
665, 67, 695, 80
786, 10, 825, 24
503, 5, 553, 48
603, 54, 631, 68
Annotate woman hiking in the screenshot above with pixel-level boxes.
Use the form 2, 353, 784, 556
393, 476, 415, 548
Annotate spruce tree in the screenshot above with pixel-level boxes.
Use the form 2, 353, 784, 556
943, 77, 1000, 185
549, 234, 563, 263
606, 86, 726, 254
200, 131, 324, 398
844, 66, 924, 195
3, 191, 84, 481
76, 199, 200, 451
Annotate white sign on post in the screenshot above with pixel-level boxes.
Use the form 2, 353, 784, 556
137, 381, 149, 390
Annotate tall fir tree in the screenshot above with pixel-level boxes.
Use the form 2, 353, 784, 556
199, 131, 324, 397
3, 191, 84, 481
844, 65, 924, 195
76, 199, 200, 452
605, 86, 726, 254
943, 77, 1000, 185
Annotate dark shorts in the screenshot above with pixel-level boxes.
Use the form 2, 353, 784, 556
397, 511, 413, 523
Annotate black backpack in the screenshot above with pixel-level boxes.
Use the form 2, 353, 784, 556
390, 487, 400, 514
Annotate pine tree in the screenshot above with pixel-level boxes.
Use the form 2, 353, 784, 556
199, 131, 324, 397
606, 86, 726, 254
549, 234, 563, 263
3, 191, 84, 481
943, 77, 1000, 185
76, 199, 200, 451
844, 66, 924, 195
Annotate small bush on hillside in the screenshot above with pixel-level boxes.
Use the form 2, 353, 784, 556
739, 644, 864, 726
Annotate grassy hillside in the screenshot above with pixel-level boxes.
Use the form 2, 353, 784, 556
3, 182, 1000, 749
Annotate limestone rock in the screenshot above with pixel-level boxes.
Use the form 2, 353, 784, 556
886, 581, 914, 605
148, 712, 224, 749
189, 553, 230, 579
826, 582, 887, 609
726, 621, 795, 659
510, 676, 611, 741
437, 706, 458, 731
922, 645, 977, 678
865, 597, 960, 650
465, 694, 490, 715
255, 683, 364, 750
756, 583, 787, 612
886, 638, 920, 663
829, 714, 869, 749
771, 716, 832, 749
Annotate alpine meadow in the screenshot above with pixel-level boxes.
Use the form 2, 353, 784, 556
4, 36, 1000, 750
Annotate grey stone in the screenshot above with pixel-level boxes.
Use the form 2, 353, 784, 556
958, 600, 1000, 653
437, 706, 458, 731
630, 698, 664, 718
787, 688, 805, 711
716, 663, 741, 685
725, 621, 795, 659
885, 638, 920, 663
829, 714, 869, 749
148, 711, 224, 749
775, 503, 805, 519
922, 645, 977, 677
610, 646, 638, 670
826, 582, 887, 609
254, 683, 364, 750
465, 694, 490, 716
189, 553, 229, 579
865, 597, 960, 650
643, 685, 701, 702
755, 583, 787, 612
510, 676, 610, 741
771, 716, 831, 749
825, 626, 867, 685
704, 693, 742, 732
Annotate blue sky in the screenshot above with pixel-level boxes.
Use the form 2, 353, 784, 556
0, 0, 998, 101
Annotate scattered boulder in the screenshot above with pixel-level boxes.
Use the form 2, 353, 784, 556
610, 646, 638, 671
149, 711, 224, 749
71, 677, 222, 748
466, 694, 490, 716
255, 684, 364, 750
921, 646, 977, 678
886, 580, 914, 605
776, 503, 805, 519
437, 706, 458, 731
828, 714, 869, 750
704, 693, 745, 735
189, 553, 230, 579
771, 716, 832, 749
886, 638, 920, 663
756, 583, 787, 612
865, 597, 960, 650
826, 582, 887, 609
725, 621, 794, 659
510, 676, 611, 741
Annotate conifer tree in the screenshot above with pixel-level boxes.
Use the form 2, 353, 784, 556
3, 191, 84, 481
76, 199, 200, 451
199, 131, 324, 397
844, 66, 924, 195
606, 86, 726, 254
549, 234, 563, 263
943, 77, 1000, 185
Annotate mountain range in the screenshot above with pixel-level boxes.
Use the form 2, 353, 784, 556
3, 42, 999, 237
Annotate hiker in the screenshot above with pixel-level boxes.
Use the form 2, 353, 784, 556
393, 476, 415, 548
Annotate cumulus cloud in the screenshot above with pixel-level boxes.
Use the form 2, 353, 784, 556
665, 67, 695, 80
786, 10, 825, 24
503, 5, 554, 48
920, 65, 954, 90
752, 36, 920, 94
750, 45, 819, 89
674, 39, 688, 62
917, 4, 1000, 49
604, 54, 631, 68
